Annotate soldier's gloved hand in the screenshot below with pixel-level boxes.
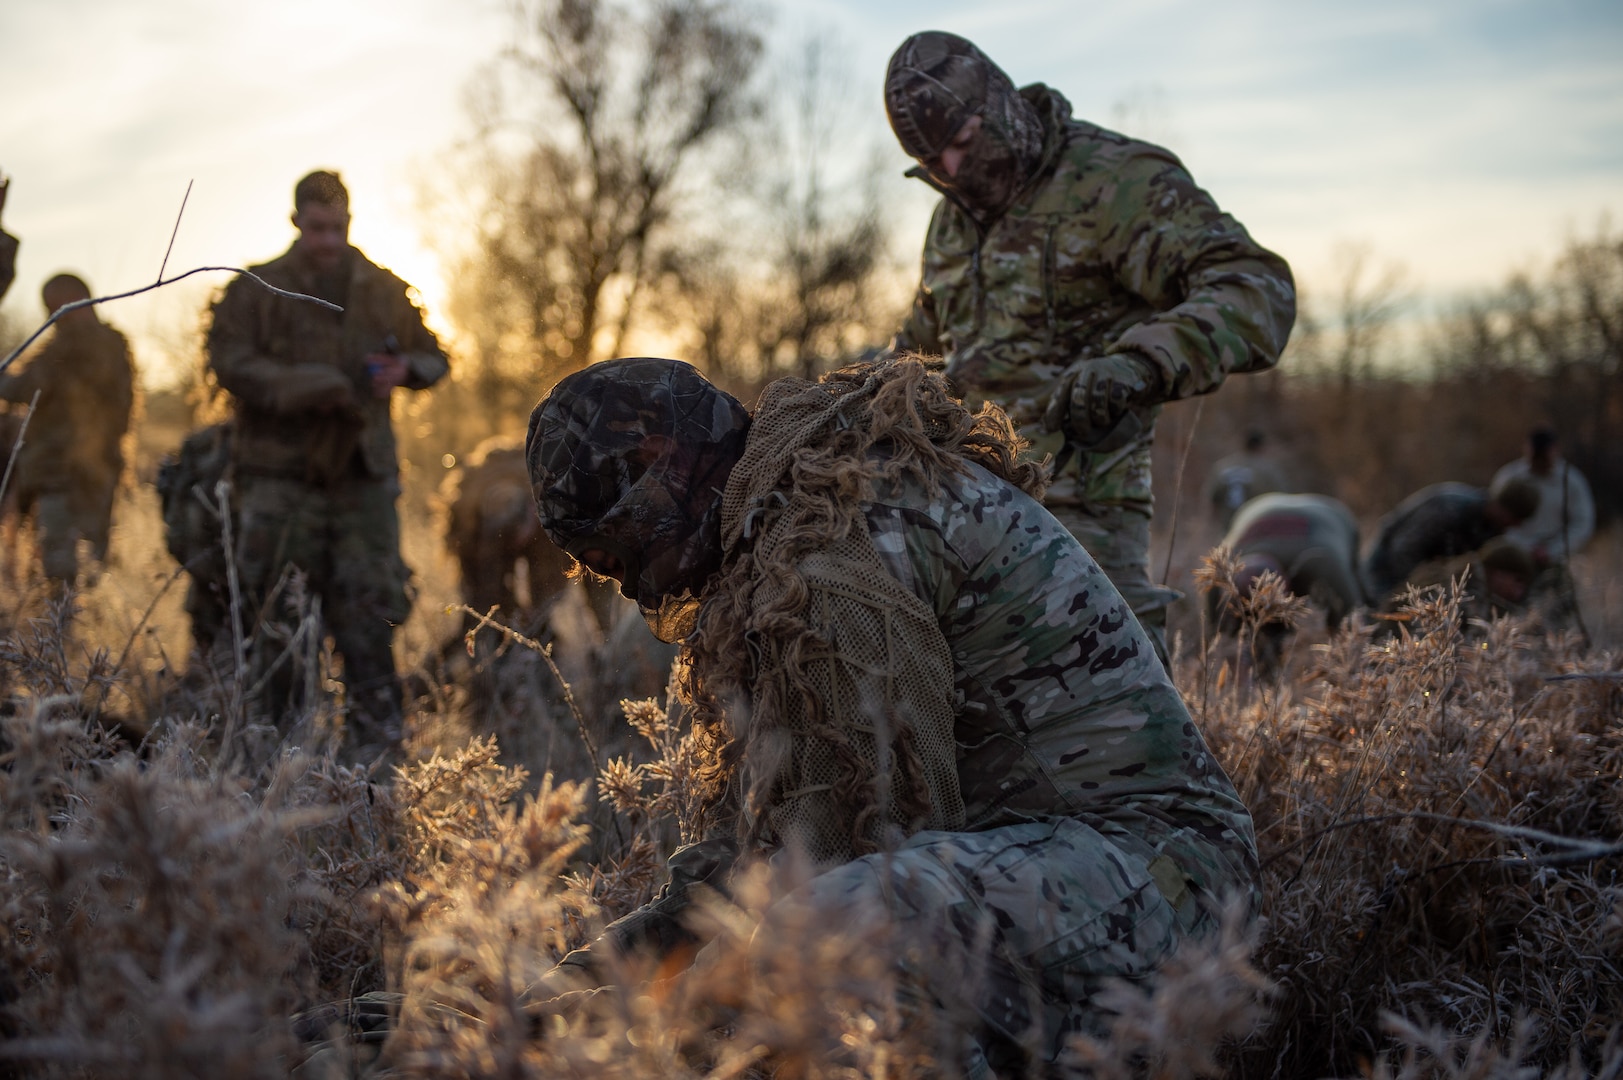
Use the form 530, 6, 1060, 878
1042, 353, 1162, 450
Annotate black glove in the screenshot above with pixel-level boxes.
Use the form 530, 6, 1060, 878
1042, 353, 1161, 451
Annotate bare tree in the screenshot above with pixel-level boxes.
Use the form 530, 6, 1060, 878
442, 0, 764, 412
659, 29, 896, 391
1323, 241, 1410, 389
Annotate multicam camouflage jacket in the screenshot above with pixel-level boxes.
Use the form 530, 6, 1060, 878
207, 244, 447, 486
894, 86, 1296, 510
711, 368, 1257, 894
866, 464, 1256, 887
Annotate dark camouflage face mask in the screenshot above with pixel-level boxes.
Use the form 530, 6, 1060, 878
885, 30, 1044, 217
525, 358, 750, 643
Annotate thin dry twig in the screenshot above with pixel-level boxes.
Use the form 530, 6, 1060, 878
0, 388, 40, 510
1, 266, 341, 373
450, 602, 603, 771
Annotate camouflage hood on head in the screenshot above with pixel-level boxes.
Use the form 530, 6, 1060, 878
525, 358, 750, 641
884, 30, 1044, 217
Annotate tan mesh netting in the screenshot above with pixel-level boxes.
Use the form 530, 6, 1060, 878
682, 357, 1046, 865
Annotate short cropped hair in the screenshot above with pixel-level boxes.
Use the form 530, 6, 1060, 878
41, 272, 91, 304
1528, 426, 1557, 456
294, 170, 349, 214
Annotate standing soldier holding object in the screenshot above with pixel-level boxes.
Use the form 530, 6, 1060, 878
0, 273, 134, 588
206, 170, 447, 761
884, 31, 1296, 666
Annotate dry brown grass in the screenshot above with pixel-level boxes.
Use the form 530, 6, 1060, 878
0, 484, 1620, 1077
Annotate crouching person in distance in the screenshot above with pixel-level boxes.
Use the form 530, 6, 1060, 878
1204, 492, 1364, 673
523, 356, 1258, 1074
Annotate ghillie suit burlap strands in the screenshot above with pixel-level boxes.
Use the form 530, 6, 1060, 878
682, 357, 1047, 865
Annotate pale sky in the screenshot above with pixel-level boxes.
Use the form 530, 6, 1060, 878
2, 0, 1619, 386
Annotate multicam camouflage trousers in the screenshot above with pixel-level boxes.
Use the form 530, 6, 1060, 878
1047, 503, 1181, 670
783, 817, 1249, 1078
24, 484, 114, 585
229, 471, 412, 757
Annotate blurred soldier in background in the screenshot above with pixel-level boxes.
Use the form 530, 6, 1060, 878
1206, 431, 1288, 530
1362, 479, 1540, 607
1205, 492, 1362, 669
444, 435, 575, 635
206, 170, 447, 761
884, 31, 1296, 666
0, 172, 16, 302
1490, 426, 1594, 634
0, 273, 133, 588
1387, 537, 1537, 627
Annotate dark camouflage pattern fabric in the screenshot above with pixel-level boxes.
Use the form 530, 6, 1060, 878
892, 84, 1296, 512
1363, 482, 1534, 604
0, 314, 133, 581
526, 358, 749, 639
885, 31, 1044, 218
1218, 493, 1364, 628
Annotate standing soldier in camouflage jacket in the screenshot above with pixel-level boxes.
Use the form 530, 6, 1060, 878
206, 171, 447, 760
0, 273, 134, 587
524, 357, 1256, 1075
885, 32, 1296, 665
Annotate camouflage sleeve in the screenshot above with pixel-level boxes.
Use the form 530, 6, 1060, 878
390, 280, 448, 391
206, 276, 355, 414
1103, 150, 1296, 401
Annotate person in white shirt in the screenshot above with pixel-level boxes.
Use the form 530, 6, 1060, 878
1490, 426, 1595, 634
1492, 427, 1595, 563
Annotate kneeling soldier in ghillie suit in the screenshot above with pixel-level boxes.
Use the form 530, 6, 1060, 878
206, 170, 447, 760
884, 32, 1296, 667
0, 273, 134, 587
1362, 479, 1540, 609
1206, 492, 1364, 668
523, 357, 1257, 1074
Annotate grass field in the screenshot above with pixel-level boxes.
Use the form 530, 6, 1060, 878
0, 422, 1619, 1079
